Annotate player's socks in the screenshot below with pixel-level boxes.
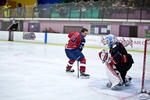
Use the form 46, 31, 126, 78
66, 65, 75, 72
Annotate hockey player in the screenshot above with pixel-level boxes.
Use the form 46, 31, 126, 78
65, 28, 90, 77
99, 34, 134, 89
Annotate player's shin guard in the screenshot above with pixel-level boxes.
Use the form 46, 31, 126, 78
79, 58, 89, 77
80, 58, 86, 72
80, 65, 86, 73
66, 60, 75, 72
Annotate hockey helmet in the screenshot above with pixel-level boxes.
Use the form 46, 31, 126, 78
104, 34, 115, 48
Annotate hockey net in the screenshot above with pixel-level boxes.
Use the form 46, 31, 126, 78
141, 39, 150, 95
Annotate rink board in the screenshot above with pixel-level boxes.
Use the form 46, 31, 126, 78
0, 31, 147, 52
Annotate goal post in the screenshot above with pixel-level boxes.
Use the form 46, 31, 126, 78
141, 39, 150, 94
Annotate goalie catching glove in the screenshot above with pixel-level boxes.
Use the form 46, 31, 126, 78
99, 49, 117, 65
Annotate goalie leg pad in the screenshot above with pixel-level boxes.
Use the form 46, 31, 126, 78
105, 63, 124, 89
111, 82, 124, 90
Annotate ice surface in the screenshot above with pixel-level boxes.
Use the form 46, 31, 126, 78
0, 41, 149, 100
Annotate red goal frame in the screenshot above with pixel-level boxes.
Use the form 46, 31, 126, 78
141, 39, 150, 94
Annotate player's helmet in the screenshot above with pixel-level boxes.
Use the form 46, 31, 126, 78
104, 34, 115, 48
99, 49, 110, 63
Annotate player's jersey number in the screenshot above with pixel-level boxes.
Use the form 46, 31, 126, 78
71, 34, 78, 43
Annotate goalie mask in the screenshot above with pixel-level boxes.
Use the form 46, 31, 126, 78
99, 49, 111, 63
104, 34, 116, 48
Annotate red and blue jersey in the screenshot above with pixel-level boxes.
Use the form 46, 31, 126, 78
66, 31, 85, 51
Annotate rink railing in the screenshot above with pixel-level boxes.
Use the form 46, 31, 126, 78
0, 31, 146, 52
0, 1, 150, 20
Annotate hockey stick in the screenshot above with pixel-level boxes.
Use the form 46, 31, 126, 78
77, 61, 80, 78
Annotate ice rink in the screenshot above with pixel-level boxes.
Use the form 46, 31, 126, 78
0, 41, 149, 100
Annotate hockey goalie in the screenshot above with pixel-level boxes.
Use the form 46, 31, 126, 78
99, 34, 134, 90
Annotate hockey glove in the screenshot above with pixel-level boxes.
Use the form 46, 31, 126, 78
99, 49, 112, 63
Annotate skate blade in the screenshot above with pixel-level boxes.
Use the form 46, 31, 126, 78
80, 75, 90, 79
66, 71, 74, 73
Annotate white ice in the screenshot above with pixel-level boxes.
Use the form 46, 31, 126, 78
0, 41, 149, 100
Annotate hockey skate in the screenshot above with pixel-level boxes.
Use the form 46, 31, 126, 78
106, 81, 112, 88
124, 76, 132, 86
80, 71, 90, 79
66, 69, 75, 73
